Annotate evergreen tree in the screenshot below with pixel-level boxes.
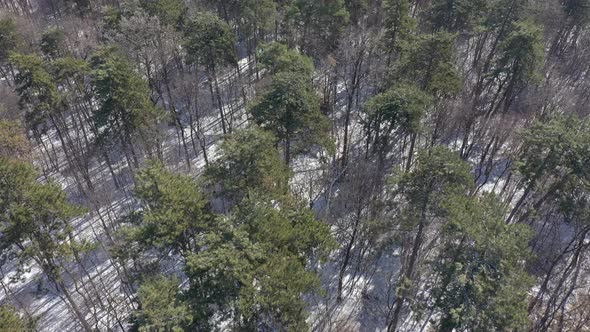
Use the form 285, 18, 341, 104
0, 158, 93, 331
183, 216, 259, 329
3, 0, 590, 330
257, 42, 315, 76
0, 305, 35, 332
286, 0, 350, 55
205, 126, 290, 207
363, 83, 432, 165
381, 0, 416, 64
40, 27, 66, 59
388, 146, 473, 331
240, 0, 277, 57
433, 194, 532, 331
10, 52, 98, 190
209, 193, 334, 331
184, 11, 237, 134
0, 120, 30, 159
509, 116, 590, 224
493, 19, 544, 112
90, 47, 164, 166
395, 31, 462, 96
427, 0, 489, 32
134, 276, 192, 332
0, 17, 20, 82
126, 161, 212, 257
10, 53, 61, 132
140, 0, 188, 28
249, 52, 332, 165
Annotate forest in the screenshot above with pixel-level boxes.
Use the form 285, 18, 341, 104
0, 0, 589, 331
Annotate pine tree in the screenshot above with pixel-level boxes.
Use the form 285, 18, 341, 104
427, 0, 489, 32
509, 116, 590, 224
0, 305, 35, 331
363, 83, 432, 166
381, 0, 416, 64
0, 17, 20, 83
134, 276, 192, 331
433, 194, 532, 331
257, 42, 315, 76
395, 31, 462, 96
140, 0, 188, 29
285, 0, 350, 55
40, 27, 66, 59
240, 0, 277, 58
0, 158, 93, 331
205, 126, 290, 207
184, 11, 237, 134
387, 146, 473, 331
0, 120, 30, 159
493, 19, 544, 112
10, 53, 61, 132
90, 47, 164, 167
126, 161, 212, 258
211, 193, 334, 331
249, 49, 332, 165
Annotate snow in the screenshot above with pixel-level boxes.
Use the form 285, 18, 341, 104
0, 56, 254, 331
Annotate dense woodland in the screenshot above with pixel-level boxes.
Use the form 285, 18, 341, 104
0, 0, 589, 331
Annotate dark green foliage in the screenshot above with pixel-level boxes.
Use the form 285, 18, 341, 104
129, 161, 211, 255
40, 27, 66, 59
240, 0, 277, 42
222, 194, 335, 330
236, 194, 334, 262
482, 0, 528, 32
184, 12, 236, 71
50, 56, 90, 88
395, 32, 462, 95
140, 0, 188, 28
0, 18, 20, 64
0, 158, 86, 280
363, 84, 432, 154
495, 20, 544, 88
249, 63, 332, 164
427, 0, 489, 32
89, 47, 163, 148
10, 53, 61, 130
284, 0, 350, 53
387, 146, 474, 331
205, 126, 290, 205
434, 194, 532, 331
239, 253, 321, 331
0, 305, 35, 332
514, 116, 590, 224
183, 216, 259, 328
0, 120, 30, 159
4, 1, 587, 330
396, 146, 473, 215
382, 0, 416, 54
102, 6, 124, 32
0, 158, 36, 219
257, 42, 314, 76
125, 163, 334, 331
517, 116, 590, 187
134, 276, 192, 332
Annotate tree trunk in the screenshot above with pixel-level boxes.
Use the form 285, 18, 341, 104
337, 207, 363, 302
388, 196, 429, 332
